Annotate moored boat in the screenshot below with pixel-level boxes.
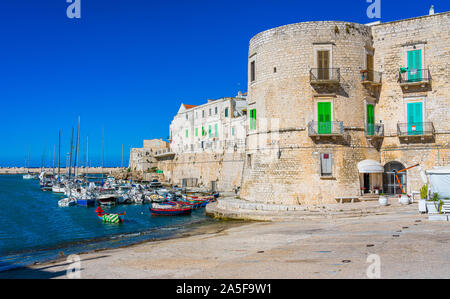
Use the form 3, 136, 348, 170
96, 207, 125, 224
149, 203, 192, 216
23, 173, 35, 180
58, 197, 76, 207
97, 193, 119, 206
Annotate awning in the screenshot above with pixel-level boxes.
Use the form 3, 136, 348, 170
426, 166, 450, 175
426, 166, 450, 198
358, 160, 384, 173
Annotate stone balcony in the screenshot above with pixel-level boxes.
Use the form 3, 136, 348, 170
361, 70, 382, 87
154, 148, 175, 159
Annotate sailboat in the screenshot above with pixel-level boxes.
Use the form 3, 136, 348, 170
23, 145, 36, 180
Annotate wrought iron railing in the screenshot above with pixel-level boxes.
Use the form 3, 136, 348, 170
365, 123, 384, 137
308, 121, 344, 136
397, 122, 435, 137
361, 70, 382, 85
310, 68, 340, 83
398, 68, 430, 84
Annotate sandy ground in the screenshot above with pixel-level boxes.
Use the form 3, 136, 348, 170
2, 204, 450, 279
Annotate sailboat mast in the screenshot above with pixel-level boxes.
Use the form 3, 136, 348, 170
27, 145, 30, 172
69, 126, 74, 179
86, 135, 89, 175
52, 145, 55, 176
102, 124, 104, 177
58, 130, 61, 176
75, 116, 80, 177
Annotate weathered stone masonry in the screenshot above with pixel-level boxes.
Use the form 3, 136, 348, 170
240, 12, 450, 205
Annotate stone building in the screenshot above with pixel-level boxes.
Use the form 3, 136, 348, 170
129, 139, 170, 172
169, 94, 247, 154
239, 11, 450, 205
153, 94, 248, 191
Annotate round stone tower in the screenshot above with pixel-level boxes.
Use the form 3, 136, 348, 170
240, 21, 381, 205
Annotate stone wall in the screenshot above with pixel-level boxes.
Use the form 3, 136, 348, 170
372, 12, 450, 193
241, 21, 380, 204
157, 152, 245, 192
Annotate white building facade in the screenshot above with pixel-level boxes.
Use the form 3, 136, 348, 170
169, 94, 247, 154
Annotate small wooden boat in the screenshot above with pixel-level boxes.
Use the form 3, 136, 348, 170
96, 207, 125, 224
149, 204, 192, 216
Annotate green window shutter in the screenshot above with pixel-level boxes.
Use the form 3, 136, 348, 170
186, 129, 188, 138
366, 104, 375, 135
250, 109, 256, 130
215, 124, 218, 137
225, 108, 229, 117
407, 102, 423, 135
318, 102, 331, 134
195, 128, 198, 137
208, 125, 212, 137
407, 50, 422, 82
202, 126, 205, 136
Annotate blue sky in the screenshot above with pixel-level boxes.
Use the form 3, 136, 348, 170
0, 0, 448, 167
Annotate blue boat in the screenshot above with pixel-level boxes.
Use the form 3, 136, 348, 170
76, 198, 96, 207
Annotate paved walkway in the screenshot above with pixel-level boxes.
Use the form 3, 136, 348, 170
2, 203, 450, 279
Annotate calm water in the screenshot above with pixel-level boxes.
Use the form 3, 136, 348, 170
0, 175, 214, 271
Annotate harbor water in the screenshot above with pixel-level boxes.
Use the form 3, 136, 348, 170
0, 175, 214, 272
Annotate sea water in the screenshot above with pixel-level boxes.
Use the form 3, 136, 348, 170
0, 175, 214, 272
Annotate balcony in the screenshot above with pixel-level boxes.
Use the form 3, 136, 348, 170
398, 68, 431, 88
154, 148, 175, 159
310, 68, 340, 85
361, 70, 382, 86
365, 123, 384, 139
308, 121, 344, 138
397, 122, 435, 138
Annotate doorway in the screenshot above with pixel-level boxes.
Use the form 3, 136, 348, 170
363, 173, 370, 194
383, 161, 407, 195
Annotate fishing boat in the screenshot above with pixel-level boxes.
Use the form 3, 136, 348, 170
97, 193, 119, 206
58, 197, 76, 207
40, 182, 53, 191
96, 207, 125, 224
149, 203, 192, 216
52, 183, 66, 193
23, 173, 35, 180
75, 193, 96, 207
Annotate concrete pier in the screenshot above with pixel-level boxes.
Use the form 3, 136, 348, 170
0, 167, 124, 175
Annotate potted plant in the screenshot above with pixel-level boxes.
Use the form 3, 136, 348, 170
418, 185, 427, 213
378, 193, 388, 206
426, 193, 441, 214
400, 193, 410, 205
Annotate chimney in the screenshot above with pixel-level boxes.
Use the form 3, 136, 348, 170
429, 5, 435, 15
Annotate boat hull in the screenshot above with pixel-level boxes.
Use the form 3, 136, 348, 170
76, 199, 96, 207
97, 214, 125, 224
149, 207, 192, 216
